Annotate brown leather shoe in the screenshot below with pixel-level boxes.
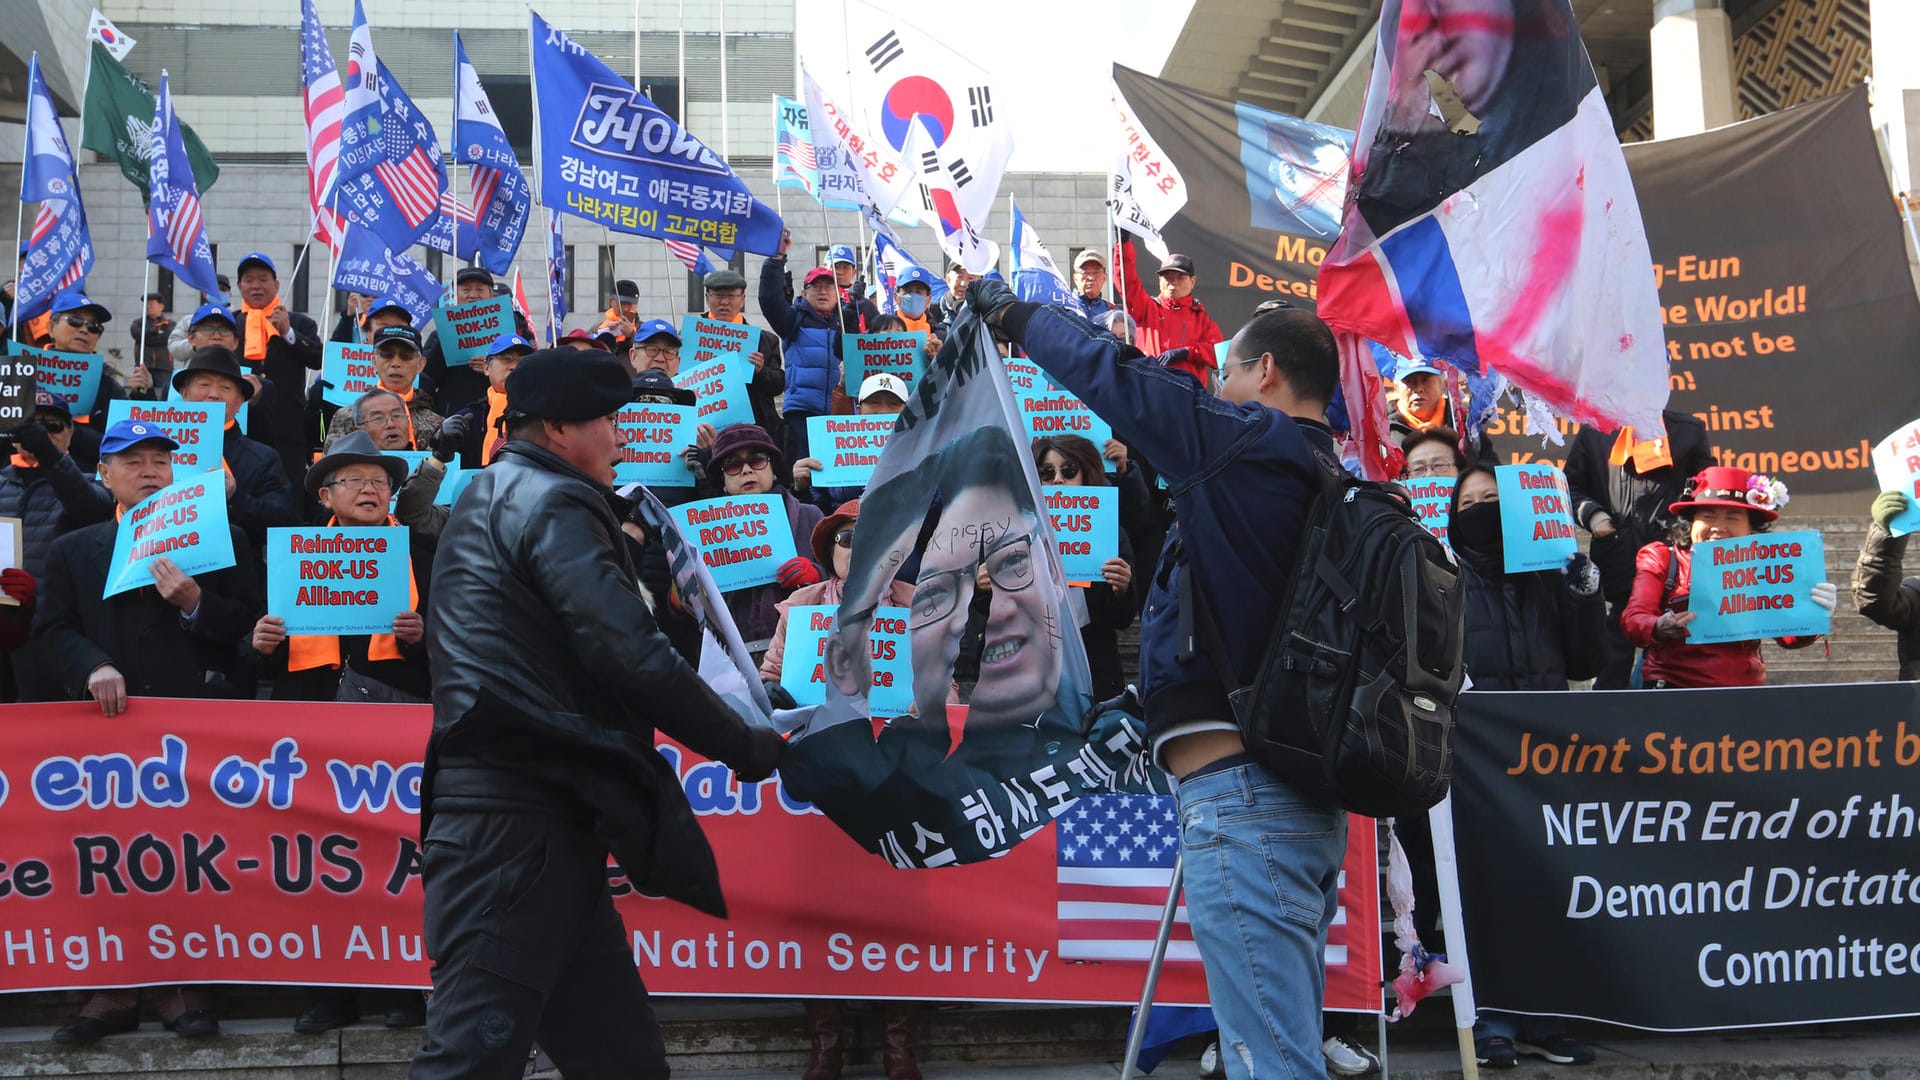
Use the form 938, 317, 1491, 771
882, 1006, 923, 1080
801, 1000, 848, 1080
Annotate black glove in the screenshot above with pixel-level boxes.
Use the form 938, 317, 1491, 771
850, 275, 869, 301
731, 724, 787, 783
11, 421, 57, 465
965, 278, 1017, 323
432, 413, 471, 463
305, 378, 331, 414
763, 680, 798, 711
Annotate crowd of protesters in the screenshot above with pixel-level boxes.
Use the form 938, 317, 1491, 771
0, 231, 1885, 1080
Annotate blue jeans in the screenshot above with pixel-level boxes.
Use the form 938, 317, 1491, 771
1177, 762, 1347, 1080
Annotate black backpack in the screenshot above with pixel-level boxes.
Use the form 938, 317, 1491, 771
1189, 446, 1466, 819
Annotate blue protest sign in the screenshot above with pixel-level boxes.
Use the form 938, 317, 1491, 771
1405, 476, 1456, 544
103, 475, 236, 597
1214, 340, 1232, 368
778, 605, 914, 715
675, 494, 798, 592
530, 10, 784, 255
321, 341, 384, 409
1496, 463, 1577, 573
18, 345, 104, 415
382, 451, 462, 506
1018, 389, 1113, 449
432, 294, 513, 369
1686, 530, 1829, 645
1003, 358, 1046, 394
680, 315, 758, 369
104, 400, 223, 475
1870, 418, 1920, 537
440, 467, 479, 507
1042, 486, 1118, 582
614, 404, 698, 487
844, 331, 927, 394
807, 415, 894, 488
673, 352, 754, 430
266, 525, 413, 636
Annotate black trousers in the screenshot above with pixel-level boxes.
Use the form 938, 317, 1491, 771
410, 810, 667, 1079
1594, 600, 1636, 691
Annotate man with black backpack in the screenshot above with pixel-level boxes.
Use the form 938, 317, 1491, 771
965, 284, 1452, 1080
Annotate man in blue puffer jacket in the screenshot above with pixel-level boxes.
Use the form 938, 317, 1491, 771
758, 228, 855, 461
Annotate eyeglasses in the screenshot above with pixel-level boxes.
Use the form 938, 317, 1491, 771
909, 534, 1036, 629
832, 530, 855, 549
1037, 462, 1081, 482
36, 417, 70, 434
1404, 461, 1458, 479
327, 476, 392, 492
360, 409, 408, 429
719, 451, 773, 476
60, 314, 104, 335
636, 344, 677, 358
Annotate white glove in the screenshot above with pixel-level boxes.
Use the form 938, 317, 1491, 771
1809, 581, 1838, 613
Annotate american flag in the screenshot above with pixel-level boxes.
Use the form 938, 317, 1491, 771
663, 239, 714, 276
29, 209, 86, 293
778, 132, 817, 170
299, 0, 346, 246
545, 208, 567, 346
1057, 795, 1366, 980
373, 145, 442, 229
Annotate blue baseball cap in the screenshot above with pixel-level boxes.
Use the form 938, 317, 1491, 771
896, 266, 938, 291
189, 302, 236, 330
99, 419, 180, 457
32, 389, 70, 421
827, 244, 858, 267
51, 291, 112, 324
362, 296, 410, 322
633, 318, 680, 346
1395, 357, 1444, 382
486, 333, 535, 357
236, 251, 277, 278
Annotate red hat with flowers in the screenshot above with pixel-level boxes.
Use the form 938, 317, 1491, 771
1668, 465, 1788, 523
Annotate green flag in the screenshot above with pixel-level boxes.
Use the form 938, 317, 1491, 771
82, 42, 219, 194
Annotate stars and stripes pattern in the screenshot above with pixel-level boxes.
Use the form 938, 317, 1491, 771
299, 0, 346, 246
28, 208, 87, 294
372, 145, 442, 229
16, 53, 94, 321
778, 132, 817, 170
663, 239, 714, 276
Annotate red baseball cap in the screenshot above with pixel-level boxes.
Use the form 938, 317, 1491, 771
803, 266, 836, 287
559, 328, 610, 351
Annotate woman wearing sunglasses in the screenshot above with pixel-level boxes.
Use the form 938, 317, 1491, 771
702, 423, 826, 656
1032, 434, 1137, 701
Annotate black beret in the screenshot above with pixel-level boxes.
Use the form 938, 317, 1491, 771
504, 348, 632, 421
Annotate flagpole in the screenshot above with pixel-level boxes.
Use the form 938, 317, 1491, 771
717, 0, 730, 161
320, 187, 341, 339
771, 95, 784, 220
136, 259, 151, 377
12, 55, 37, 345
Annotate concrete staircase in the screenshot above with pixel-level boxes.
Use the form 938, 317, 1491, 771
1761, 517, 1900, 685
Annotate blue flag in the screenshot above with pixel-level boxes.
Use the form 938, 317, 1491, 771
871, 231, 944, 315
530, 10, 783, 256
334, 0, 449, 254
455, 31, 531, 275
332, 223, 441, 330
145, 71, 223, 304
773, 95, 819, 196
1009, 198, 1075, 307
17, 53, 94, 323
544, 208, 567, 346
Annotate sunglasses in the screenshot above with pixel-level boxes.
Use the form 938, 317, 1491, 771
832, 530, 855, 549
61, 314, 104, 335
36, 416, 70, 434
1037, 462, 1081, 482
719, 451, 773, 476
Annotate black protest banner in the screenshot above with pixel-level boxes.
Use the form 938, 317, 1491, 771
0, 353, 33, 434
1451, 684, 1920, 1030
1111, 66, 1350, 335
1487, 87, 1920, 507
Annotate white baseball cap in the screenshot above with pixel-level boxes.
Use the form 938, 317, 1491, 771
858, 373, 909, 402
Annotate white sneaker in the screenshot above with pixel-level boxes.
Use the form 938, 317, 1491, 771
1198, 1040, 1225, 1078
1323, 1035, 1382, 1076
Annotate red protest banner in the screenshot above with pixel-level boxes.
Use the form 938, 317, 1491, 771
0, 700, 1378, 1010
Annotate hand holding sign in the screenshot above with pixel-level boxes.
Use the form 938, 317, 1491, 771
104, 476, 237, 597
1686, 529, 1830, 644
675, 495, 799, 592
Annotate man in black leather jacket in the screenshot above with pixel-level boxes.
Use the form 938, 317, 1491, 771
411, 348, 785, 1079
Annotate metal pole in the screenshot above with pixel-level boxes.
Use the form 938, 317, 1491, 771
1118, 852, 1182, 1080
12, 55, 36, 345
136, 259, 151, 378
717, 0, 729, 160
1378, 1009, 1392, 1080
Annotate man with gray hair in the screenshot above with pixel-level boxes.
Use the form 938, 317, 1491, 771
326, 325, 443, 450
345, 389, 416, 452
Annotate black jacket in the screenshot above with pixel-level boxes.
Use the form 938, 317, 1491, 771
1454, 548, 1605, 691
423, 310, 537, 415
241, 312, 325, 494
31, 519, 262, 700
1852, 523, 1920, 679
258, 542, 435, 701
700, 311, 789, 446
1564, 411, 1713, 603
1080, 528, 1138, 701
423, 441, 767, 917
0, 456, 114, 579
222, 425, 299, 551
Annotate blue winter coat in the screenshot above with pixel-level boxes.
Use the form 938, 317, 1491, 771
757, 256, 851, 416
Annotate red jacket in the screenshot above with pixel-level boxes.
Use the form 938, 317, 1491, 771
1620, 542, 1815, 688
1113, 240, 1223, 370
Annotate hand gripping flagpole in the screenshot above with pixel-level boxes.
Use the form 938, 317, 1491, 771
1119, 852, 1183, 1080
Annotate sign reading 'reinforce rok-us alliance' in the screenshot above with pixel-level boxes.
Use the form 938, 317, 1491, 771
1450, 685, 1920, 1031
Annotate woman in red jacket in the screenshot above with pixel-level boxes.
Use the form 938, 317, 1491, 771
1621, 466, 1836, 687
